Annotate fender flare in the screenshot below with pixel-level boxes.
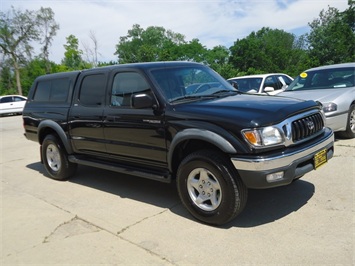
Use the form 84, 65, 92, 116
38, 120, 73, 154
168, 128, 237, 171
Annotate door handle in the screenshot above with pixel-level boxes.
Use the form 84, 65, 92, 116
105, 116, 121, 122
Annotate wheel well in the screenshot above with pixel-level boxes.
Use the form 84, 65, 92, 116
170, 139, 224, 178
38, 127, 58, 145
39, 128, 62, 148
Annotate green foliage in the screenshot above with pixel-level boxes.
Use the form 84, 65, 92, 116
20, 58, 47, 95
0, 6, 59, 95
1, 3, 354, 96
229, 27, 308, 77
0, 61, 16, 95
307, 4, 355, 66
0, 7, 40, 95
204, 45, 237, 78
98, 61, 118, 67
308, 4, 355, 66
115, 24, 187, 63
37, 7, 60, 73
62, 34, 88, 70
343, 0, 355, 32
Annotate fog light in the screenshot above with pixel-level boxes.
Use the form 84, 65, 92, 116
266, 171, 284, 182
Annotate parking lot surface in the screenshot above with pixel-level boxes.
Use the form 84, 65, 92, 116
1, 115, 354, 265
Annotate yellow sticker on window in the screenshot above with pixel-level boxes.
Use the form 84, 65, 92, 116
300, 72, 308, 78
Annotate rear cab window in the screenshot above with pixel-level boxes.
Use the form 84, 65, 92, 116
28, 71, 80, 105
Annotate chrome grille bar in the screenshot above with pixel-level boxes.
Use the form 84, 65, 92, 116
292, 113, 324, 141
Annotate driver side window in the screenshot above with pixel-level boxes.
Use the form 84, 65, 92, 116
264, 76, 279, 91
111, 72, 150, 107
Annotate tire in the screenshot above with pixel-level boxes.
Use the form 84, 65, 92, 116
337, 104, 355, 139
42, 134, 77, 180
177, 150, 248, 226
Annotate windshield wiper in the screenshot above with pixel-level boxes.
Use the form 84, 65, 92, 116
212, 89, 239, 95
170, 95, 217, 103
170, 90, 240, 103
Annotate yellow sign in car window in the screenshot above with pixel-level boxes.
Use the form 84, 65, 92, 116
300, 72, 308, 78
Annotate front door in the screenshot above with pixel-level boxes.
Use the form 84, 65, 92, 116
103, 71, 167, 169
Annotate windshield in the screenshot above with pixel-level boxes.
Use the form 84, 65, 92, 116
228, 78, 262, 93
285, 67, 355, 91
150, 65, 237, 103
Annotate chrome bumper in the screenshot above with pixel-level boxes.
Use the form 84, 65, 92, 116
231, 131, 334, 172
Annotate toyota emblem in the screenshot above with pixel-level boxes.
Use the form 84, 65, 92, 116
307, 121, 315, 130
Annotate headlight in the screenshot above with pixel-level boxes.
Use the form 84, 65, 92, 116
242, 126, 284, 147
322, 102, 337, 113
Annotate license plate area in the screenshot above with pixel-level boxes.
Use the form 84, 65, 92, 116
314, 149, 327, 169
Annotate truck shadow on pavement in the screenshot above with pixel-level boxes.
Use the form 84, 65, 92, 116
229, 180, 315, 228
27, 162, 315, 228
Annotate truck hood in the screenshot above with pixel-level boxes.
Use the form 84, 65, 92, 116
172, 93, 319, 128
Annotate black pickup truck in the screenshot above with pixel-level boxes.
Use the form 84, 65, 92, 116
23, 61, 334, 225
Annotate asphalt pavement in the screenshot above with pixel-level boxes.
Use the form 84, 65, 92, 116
1, 115, 354, 265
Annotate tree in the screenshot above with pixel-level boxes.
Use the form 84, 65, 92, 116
229, 27, 307, 76
0, 59, 16, 95
204, 45, 236, 78
82, 30, 101, 67
115, 24, 222, 66
62, 34, 88, 70
37, 7, 59, 73
18, 58, 64, 96
20, 58, 47, 95
307, 2, 355, 66
343, 0, 355, 32
115, 24, 186, 63
0, 7, 39, 95
178, 38, 208, 62
0, 6, 59, 95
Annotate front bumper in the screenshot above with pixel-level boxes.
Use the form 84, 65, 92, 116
325, 112, 347, 132
231, 128, 334, 189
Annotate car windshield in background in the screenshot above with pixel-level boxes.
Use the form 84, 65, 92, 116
286, 67, 355, 91
150, 66, 236, 103
230, 78, 263, 93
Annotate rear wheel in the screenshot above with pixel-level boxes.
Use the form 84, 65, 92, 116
42, 134, 77, 180
338, 104, 355, 139
177, 150, 248, 225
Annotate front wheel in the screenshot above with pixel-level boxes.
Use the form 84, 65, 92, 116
177, 150, 248, 225
42, 134, 77, 180
338, 104, 355, 139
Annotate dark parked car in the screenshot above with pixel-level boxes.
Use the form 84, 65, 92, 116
278, 63, 355, 138
23, 61, 334, 225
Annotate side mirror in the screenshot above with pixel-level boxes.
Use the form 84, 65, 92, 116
229, 80, 239, 90
264, 86, 275, 92
131, 93, 156, 109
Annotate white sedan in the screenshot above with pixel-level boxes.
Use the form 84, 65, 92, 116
228, 73, 293, 95
0, 95, 27, 116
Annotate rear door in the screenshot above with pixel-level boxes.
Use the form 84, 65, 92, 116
68, 70, 108, 155
12, 96, 26, 112
0, 96, 14, 114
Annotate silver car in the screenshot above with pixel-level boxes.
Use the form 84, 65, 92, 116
278, 63, 355, 138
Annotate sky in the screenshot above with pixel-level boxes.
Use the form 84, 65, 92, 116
1, 0, 350, 64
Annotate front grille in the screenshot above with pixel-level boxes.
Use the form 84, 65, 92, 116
292, 113, 324, 141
